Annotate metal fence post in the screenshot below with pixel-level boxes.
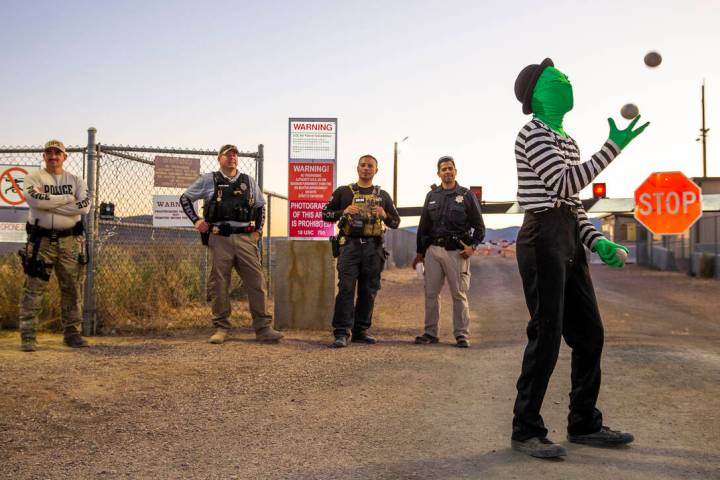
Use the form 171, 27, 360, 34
257, 144, 264, 191
689, 225, 695, 275
83, 127, 98, 336
257, 144, 265, 265
266, 194, 272, 291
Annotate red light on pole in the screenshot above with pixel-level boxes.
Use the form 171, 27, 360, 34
592, 183, 607, 199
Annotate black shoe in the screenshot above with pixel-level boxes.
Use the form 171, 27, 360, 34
456, 336, 470, 348
568, 426, 634, 447
63, 333, 89, 348
414, 333, 439, 345
330, 336, 348, 348
351, 332, 377, 344
511, 437, 567, 458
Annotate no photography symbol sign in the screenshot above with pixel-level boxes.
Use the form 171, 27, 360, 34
0, 166, 37, 207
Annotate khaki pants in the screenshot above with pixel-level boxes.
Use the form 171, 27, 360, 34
19, 236, 82, 335
423, 245, 471, 339
207, 233, 271, 331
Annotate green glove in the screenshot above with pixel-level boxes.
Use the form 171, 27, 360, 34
594, 238, 629, 268
607, 115, 650, 150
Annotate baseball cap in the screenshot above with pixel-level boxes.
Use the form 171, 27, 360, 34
218, 144, 239, 156
44, 139, 67, 153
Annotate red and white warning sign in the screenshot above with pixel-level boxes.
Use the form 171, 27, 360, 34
0, 165, 40, 207
288, 117, 337, 240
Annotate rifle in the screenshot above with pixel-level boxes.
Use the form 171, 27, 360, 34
18, 219, 51, 281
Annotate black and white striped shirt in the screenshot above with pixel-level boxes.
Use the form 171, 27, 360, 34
515, 119, 621, 249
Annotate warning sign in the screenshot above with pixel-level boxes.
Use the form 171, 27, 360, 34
289, 162, 334, 201
152, 195, 195, 227
154, 156, 201, 188
288, 118, 337, 239
0, 165, 40, 207
0, 222, 27, 243
289, 120, 337, 161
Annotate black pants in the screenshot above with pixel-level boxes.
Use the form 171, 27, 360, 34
332, 237, 385, 337
512, 206, 604, 441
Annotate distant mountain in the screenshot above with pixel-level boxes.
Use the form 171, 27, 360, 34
484, 226, 520, 242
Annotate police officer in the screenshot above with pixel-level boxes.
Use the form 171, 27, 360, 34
18, 140, 91, 352
412, 156, 485, 348
180, 144, 283, 344
322, 154, 400, 348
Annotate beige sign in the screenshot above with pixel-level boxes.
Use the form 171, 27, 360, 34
154, 156, 201, 188
0, 222, 27, 243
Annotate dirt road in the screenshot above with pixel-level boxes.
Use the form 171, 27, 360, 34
1, 257, 719, 479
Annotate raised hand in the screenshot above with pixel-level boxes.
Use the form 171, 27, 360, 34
608, 115, 650, 150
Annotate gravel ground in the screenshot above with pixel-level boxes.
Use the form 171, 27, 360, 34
1, 257, 719, 479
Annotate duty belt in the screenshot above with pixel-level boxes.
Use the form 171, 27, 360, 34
26, 222, 78, 239
210, 224, 256, 236
346, 236, 381, 245
431, 236, 460, 250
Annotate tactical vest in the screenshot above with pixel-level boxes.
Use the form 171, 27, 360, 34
341, 184, 384, 237
203, 172, 256, 223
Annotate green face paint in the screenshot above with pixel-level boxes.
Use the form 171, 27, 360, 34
531, 67, 573, 137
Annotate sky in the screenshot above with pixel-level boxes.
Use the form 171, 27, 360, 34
1, 0, 719, 228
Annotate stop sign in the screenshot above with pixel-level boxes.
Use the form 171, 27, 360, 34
634, 171, 702, 235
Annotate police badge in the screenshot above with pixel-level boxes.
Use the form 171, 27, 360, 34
455, 195, 464, 203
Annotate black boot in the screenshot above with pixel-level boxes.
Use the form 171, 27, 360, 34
330, 336, 348, 348
351, 331, 377, 344
63, 327, 89, 348
20, 332, 37, 352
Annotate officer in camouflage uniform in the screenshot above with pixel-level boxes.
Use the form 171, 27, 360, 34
180, 144, 283, 344
322, 154, 400, 348
18, 139, 91, 352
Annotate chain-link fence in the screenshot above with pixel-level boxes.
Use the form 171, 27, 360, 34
92, 144, 262, 332
635, 213, 720, 278
0, 128, 279, 333
263, 191, 288, 293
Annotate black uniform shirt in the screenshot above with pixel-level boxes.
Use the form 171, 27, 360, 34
416, 183, 485, 255
322, 184, 401, 229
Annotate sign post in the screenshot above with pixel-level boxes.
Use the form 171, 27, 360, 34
273, 118, 338, 330
634, 171, 702, 235
287, 118, 337, 239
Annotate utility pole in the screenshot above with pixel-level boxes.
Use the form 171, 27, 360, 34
392, 136, 408, 205
393, 141, 398, 205
699, 81, 709, 178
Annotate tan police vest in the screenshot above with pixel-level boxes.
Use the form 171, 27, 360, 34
341, 184, 384, 237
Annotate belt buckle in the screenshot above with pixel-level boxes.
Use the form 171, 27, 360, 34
49, 232, 59, 245
359, 238, 368, 244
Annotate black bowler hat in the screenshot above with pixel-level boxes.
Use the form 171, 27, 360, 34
514, 58, 554, 114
